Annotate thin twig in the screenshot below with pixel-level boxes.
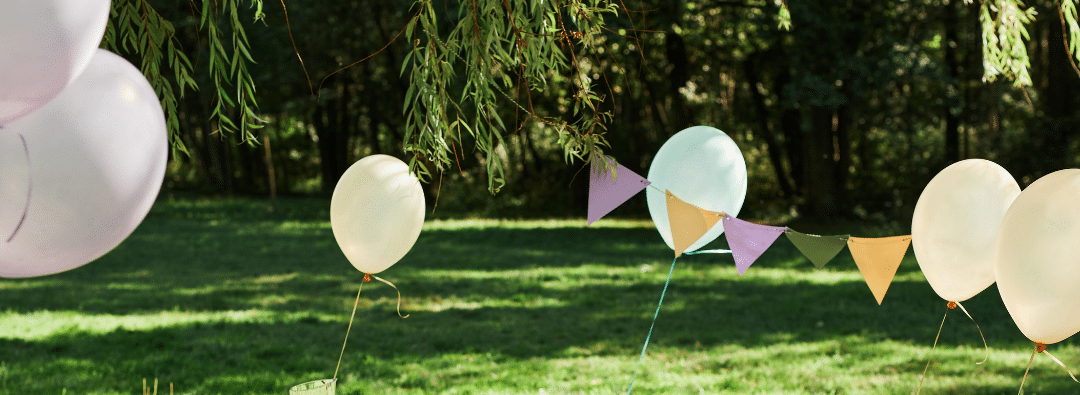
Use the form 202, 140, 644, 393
280, 0, 313, 96
1057, 5, 1080, 79
317, 9, 421, 101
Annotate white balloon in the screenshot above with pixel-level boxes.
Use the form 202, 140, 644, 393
330, 155, 425, 274
0, 49, 168, 278
995, 169, 1080, 344
646, 126, 747, 253
0, 0, 111, 126
911, 159, 1019, 302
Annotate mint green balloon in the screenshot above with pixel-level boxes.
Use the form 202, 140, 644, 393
646, 126, 747, 253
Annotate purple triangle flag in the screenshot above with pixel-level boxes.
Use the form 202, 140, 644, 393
587, 157, 650, 225
722, 216, 787, 275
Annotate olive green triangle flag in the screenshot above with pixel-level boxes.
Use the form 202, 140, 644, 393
785, 230, 849, 269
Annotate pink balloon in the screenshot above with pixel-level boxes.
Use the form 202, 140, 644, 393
0, 49, 167, 278
0, 0, 111, 126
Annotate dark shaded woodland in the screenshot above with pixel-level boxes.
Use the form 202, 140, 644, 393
153, 0, 1080, 220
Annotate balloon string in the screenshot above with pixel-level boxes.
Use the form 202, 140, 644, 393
7, 133, 31, 243
683, 249, 731, 255
626, 256, 679, 395
953, 301, 988, 364
916, 303, 950, 395
1018, 344, 1038, 395
1042, 348, 1080, 383
371, 275, 410, 319
334, 282, 364, 380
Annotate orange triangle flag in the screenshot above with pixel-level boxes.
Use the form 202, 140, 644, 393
666, 191, 722, 257
847, 235, 911, 305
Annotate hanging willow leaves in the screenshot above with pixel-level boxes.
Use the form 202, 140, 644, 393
102, 0, 266, 156
978, 0, 1038, 87
402, 0, 619, 193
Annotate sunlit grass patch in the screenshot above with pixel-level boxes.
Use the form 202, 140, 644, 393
0, 197, 1076, 394
0, 310, 273, 340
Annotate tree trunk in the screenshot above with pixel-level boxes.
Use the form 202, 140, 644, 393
944, 0, 961, 163
834, 105, 851, 213
802, 107, 839, 218
666, 30, 693, 130
743, 55, 795, 196
204, 130, 235, 195
315, 92, 348, 194
774, 65, 804, 194
1040, 3, 1076, 173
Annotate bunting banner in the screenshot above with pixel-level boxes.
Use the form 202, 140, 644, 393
722, 215, 787, 275
847, 235, 912, 305
587, 157, 651, 226
583, 155, 914, 292
785, 231, 849, 269
665, 191, 722, 257
594, 137, 931, 395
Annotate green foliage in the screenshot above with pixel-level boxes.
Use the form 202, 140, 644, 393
402, 0, 619, 193
102, 0, 197, 155
1061, 0, 1080, 70
199, 0, 269, 142
102, 0, 267, 156
777, 0, 792, 30
979, 0, 1038, 87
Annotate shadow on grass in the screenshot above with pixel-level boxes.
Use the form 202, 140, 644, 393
1, 198, 1077, 394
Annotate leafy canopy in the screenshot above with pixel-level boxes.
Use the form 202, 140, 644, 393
113, 0, 1080, 192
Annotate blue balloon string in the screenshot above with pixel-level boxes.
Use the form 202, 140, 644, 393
684, 249, 731, 255
626, 256, 679, 395
625, 249, 731, 394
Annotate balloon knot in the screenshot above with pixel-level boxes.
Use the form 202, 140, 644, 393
363, 273, 372, 282
947, 301, 957, 310
1037, 343, 1047, 353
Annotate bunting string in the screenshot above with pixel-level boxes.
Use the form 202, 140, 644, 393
587, 157, 912, 300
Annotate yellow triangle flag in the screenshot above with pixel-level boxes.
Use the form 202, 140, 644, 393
666, 191, 722, 257
847, 235, 911, 305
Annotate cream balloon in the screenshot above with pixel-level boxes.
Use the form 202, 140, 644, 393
646, 126, 747, 253
0, 0, 111, 126
330, 155, 425, 274
911, 159, 1019, 302
995, 169, 1080, 344
0, 49, 168, 278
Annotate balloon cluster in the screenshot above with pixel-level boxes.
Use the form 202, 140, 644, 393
0, 0, 168, 278
913, 160, 1080, 346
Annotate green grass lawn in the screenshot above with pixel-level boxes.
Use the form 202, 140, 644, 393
0, 197, 1077, 394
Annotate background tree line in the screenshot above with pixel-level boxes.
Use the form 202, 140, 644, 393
135, 0, 1080, 220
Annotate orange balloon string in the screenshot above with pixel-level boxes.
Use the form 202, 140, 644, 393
1042, 346, 1080, 383
1018, 344, 1038, 395
916, 302, 950, 395
954, 301, 988, 364
371, 275, 410, 319
334, 282, 364, 380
